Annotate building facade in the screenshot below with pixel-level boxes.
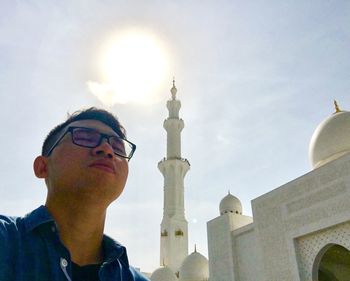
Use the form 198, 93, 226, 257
207, 103, 350, 281
150, 84, 350, 281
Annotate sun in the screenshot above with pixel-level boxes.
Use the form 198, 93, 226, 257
90, 29, 170, 105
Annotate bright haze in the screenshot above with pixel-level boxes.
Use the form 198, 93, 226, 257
0, 1, 349, 273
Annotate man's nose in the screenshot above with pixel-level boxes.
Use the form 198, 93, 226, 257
91, 138, 114, 158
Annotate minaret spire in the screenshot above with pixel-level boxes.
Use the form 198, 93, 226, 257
158, 80, 190, 273
170, 77, 177, 100
164, 79, 183, 158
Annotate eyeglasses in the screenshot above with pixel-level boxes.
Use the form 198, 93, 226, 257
46, 126, 136, 160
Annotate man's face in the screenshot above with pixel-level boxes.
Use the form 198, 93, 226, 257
44, 119, 129, 206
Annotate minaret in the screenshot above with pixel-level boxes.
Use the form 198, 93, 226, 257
158, 80, 190, 273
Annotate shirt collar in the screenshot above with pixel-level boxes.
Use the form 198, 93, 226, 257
23, 205, 127, 263
102, 234, 128, 264
23, 205, 55, 233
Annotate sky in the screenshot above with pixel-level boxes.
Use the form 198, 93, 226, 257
1, 0, 349, 273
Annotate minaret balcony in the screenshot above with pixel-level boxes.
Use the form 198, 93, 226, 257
163, 118, 184, 131
158, 157, 190, 167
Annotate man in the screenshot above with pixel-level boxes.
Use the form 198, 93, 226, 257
0, 108, 149, 281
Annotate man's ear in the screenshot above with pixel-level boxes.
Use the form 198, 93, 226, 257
33, 156, 48, 178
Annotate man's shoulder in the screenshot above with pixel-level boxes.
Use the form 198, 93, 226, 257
0, 214, 24, 257
0, 214, 23, 235
0, 214, 20, 223
0, 206, 53, 238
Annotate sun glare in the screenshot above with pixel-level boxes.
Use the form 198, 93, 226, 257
89, 29, 170, 105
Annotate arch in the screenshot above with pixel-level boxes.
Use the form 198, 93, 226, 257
312, 243, 350, 281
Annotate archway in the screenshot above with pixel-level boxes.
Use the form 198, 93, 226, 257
313, 244, 350, 281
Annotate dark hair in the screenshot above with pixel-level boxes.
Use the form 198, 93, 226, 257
42, 107, 126, 156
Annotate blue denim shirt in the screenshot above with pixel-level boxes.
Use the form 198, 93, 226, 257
0, 206, 149, 281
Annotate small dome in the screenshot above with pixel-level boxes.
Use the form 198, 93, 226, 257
309, 110, 350, 169
150, 266, 177, 281
219, 192, 242, 215
179, 250, 209, 281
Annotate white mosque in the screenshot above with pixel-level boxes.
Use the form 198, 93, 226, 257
146, 83, 350, 281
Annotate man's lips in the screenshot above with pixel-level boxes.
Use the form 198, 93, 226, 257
89, 160, 116, 174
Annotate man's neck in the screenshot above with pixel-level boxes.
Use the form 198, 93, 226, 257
45, 199, 107, 266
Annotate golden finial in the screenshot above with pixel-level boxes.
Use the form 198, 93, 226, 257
334, 100, 341, 113
162, 258, 165, 266
228, 190, 231, 195
194, 244, 197, 253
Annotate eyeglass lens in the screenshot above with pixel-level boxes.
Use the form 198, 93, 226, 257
72, 128, 128, 157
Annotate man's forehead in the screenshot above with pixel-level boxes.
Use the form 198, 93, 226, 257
67, 120, 118, 135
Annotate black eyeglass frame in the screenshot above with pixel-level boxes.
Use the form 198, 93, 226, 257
45, 126, 136, 160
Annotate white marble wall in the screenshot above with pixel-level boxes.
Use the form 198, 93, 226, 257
207, 213, 252, 281
251, 152, 350, 281
207, 152, 350, 281
233, 224, 263, 281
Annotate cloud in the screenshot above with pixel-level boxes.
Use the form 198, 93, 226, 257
87, 80, 129, 106
216, 134, 231, 145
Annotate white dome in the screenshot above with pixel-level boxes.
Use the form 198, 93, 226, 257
219, 193, 242, 215
309, 110, 350, 169
150, 266, 177, 281
179, 251, 209, 281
